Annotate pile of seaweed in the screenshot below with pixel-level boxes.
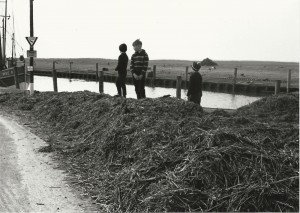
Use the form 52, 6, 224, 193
0, 91, 298, 212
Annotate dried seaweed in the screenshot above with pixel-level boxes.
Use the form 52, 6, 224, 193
0, 91, 298, 212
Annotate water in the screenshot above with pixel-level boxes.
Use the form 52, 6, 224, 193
33, 76, 261, 109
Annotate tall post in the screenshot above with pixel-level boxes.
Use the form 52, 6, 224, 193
14, 67, 19, 89
176, 76, 182, 99
0, 30, 2, 70
96, 63, 99, 81
3, 0, 7, 63
287, 69, 291, 93
185, 66, 188, 89
69, 61, 73, 78
99, 70, 103, 93
11, 33, 14, 67
12, 33, 16, 67
29, 0, 34, 95
152, 65, 156, 86
52, 61, 58, 92
2, 18, 4, 66
275, 80, 281, 95
233, 68, 237, 93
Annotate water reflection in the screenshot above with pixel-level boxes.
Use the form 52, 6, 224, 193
33, 76, 261, 109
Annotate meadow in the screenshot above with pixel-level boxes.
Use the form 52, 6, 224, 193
33, 58, 299, 88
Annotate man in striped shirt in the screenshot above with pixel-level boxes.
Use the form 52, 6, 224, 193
130, 39, 149, 99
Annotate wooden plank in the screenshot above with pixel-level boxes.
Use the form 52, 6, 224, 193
275, 80, 281, 95
176, 76, 182, 98
14, 67, 20, 89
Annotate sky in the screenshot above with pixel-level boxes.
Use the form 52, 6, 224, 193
1, 0, 300, 62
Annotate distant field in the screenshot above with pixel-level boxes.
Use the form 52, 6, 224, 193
33, 58, 299, 88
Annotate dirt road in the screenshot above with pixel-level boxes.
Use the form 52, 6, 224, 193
0, 115, 97, 212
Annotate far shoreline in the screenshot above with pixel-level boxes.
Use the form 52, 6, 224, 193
30, 58, 299, 64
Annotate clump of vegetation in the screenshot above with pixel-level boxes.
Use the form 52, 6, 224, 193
238, 93, 298, 115
0, 91, 298, 212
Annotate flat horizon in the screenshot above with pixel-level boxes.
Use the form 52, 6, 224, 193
33, 58, 299, 64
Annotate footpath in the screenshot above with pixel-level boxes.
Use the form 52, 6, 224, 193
0, 114, 97, 212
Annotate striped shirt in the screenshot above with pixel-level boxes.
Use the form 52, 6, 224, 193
130, 49, 149, 75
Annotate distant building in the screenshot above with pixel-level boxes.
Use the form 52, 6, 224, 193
200, 58, 218, 67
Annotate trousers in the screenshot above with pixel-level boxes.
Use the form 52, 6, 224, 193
133, 74, 146, 99
188, 93, 202, 105
116, 75, 127, 97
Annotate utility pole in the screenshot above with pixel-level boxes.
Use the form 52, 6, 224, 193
2, 18, 4, 64
3, 0, 7, 64
29, 0, 34, 95
0, 0, 9, 69
11, 33, 15, 67
0, 30, 2, 70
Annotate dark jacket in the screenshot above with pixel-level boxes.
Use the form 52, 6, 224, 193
187, 71, 202, 97
130, 49, 149, 76
115, 52, 129, 77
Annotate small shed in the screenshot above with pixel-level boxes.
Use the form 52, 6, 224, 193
200, 58, 218, 67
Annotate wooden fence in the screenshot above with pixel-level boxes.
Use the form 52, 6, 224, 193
34, 62, 297, 96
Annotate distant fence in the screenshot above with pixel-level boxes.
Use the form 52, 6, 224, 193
33, 62, 297, 96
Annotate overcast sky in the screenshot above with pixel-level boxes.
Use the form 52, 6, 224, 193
2, 0, 300, 62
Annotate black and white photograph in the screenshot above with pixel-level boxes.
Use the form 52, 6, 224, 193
0, 0, 299, 212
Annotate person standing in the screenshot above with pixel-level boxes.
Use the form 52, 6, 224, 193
130, 39, 149, 99
115, 43, 129, 98
187, 62, 203, 105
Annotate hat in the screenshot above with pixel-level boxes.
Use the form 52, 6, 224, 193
191, 62, 201, 71
119, 43, 127, 52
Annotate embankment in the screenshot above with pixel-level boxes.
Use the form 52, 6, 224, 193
0, 91, 298, 212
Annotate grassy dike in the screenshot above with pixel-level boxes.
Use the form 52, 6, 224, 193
0, 91, 298, 212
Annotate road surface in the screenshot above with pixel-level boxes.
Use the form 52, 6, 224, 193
0, 115, 96, 212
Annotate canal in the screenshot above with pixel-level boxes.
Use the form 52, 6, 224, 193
33, 76, 261, 109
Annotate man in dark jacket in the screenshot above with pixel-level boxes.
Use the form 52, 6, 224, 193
115, 43, 129, 97
130, 39, 149, 99
187, 62, 203, 105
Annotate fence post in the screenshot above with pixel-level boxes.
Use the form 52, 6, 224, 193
287, 69, 291, 93
152, 65, 156, 86
275, 80, 281, 95
176, 76, 182, 99
185, 66, 188, 89
69, 62, 73, 78
99, 70, 104, 93
96, 63, 99, 81
14, 67, 20, 89
233, 68, 238, 93
53, 61, 58, 92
